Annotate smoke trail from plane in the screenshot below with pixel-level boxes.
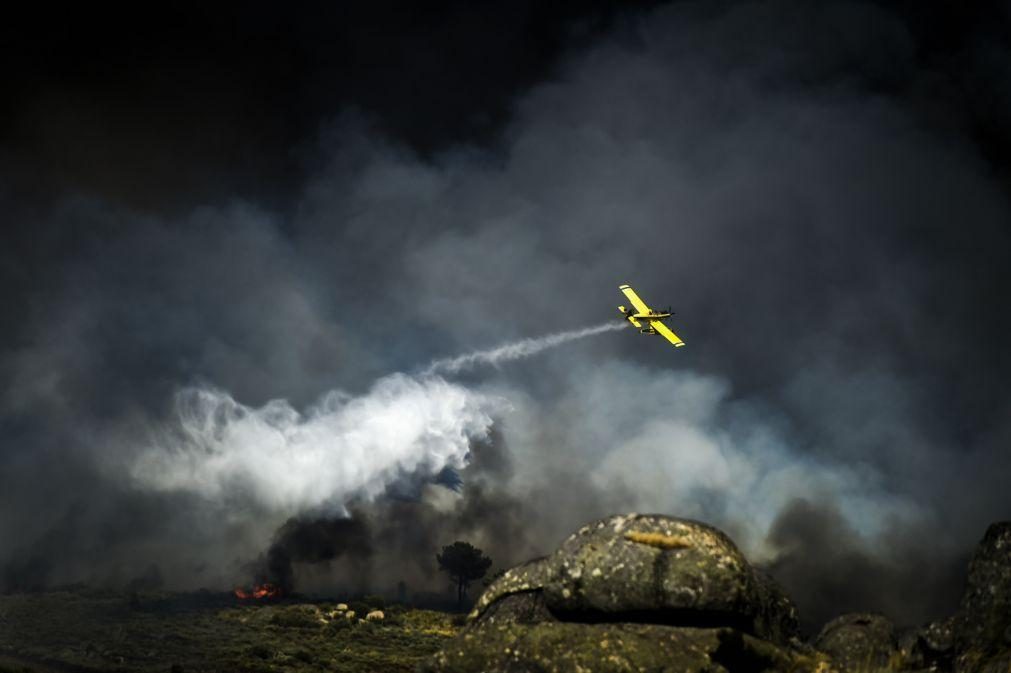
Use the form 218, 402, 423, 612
422, 321, 626, 376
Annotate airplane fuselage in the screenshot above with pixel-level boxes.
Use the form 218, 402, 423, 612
617, 306, 671, 320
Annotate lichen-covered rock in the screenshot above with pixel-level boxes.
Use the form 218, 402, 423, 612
469, 556, 552, 621
476, 591, 556, 627
421, 622, 824, 673
954, 522, 1011, 672
813, 613, 897, 672
433, 513, 808, 672
900, 618, 954, 671
541, 514, 798, 644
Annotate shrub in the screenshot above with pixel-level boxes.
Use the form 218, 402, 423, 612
326, 617, 352, 634
268, 606, 321, 629
247, 644, 272, 660
362, 594, 386, 610
347, 601, 370, 616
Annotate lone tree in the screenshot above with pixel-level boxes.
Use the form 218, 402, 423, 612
437, 541, 492, 609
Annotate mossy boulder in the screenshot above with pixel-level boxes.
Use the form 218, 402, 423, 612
813, 613, 897, 672
431, 513, 809, 672
473, 514, 798, 644
900, 617, 954, 671
543, 514, 798, 643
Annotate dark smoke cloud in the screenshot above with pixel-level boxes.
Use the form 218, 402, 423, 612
2, 0, 1010, 632
270, 428, 543, 600
255, 517, 373, 595
764, 499, 969, 634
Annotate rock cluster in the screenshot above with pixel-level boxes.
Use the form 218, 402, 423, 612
813, 613, 897, 671
823, 522, 1011, 673
425, 515, 1011, 673
423, 513, 816, 673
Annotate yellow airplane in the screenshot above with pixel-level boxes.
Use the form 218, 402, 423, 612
618, 284, 685, 348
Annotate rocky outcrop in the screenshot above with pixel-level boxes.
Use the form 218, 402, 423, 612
425, 513, 814, 673
428, 515, 1011, 673
813, 613, 897, 672
900, 617, 955, 672
953, 522, 1011, 673
473, 514, 798, 642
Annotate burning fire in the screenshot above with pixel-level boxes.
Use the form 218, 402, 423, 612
234, 583, 281, 600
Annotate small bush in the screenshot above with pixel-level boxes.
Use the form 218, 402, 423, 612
362, 594, 386, 610
347, 601, 370, 616
450, 614, 468, 627
326, 618, 352, 634
247, 643, 272, 660
269, 606, 320, 629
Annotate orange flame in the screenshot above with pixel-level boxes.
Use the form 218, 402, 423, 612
234, 582, 281, 599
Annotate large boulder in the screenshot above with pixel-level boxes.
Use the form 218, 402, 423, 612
429, 513, 812, 673
473, 514, 798, 644
813, 613, 897, 672
541, 513, 799, 644
954, 522, 1011, 673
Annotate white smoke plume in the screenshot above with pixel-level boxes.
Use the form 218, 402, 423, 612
423, 321, 626, 376
132, 322, 626, 517
132, 373, 505, 514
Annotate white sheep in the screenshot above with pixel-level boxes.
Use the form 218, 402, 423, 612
365, 610, 385, 622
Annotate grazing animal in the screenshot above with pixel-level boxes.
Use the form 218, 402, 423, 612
366, 610, 385, 622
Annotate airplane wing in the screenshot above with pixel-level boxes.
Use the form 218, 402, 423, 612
650, 320, 685, 347
619, 284, 651, 314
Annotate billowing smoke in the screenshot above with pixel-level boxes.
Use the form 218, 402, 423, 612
262, 426, 540, 602
128, 327, 628, 594
765, 499, 969, 634
252, 516, 373, 595
133, 374, 503, 514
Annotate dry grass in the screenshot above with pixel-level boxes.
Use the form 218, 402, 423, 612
0, 591, 460, 673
